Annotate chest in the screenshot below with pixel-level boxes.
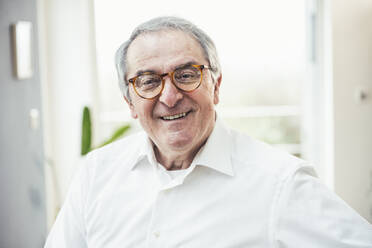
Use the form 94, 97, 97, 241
85, 167, 276, 248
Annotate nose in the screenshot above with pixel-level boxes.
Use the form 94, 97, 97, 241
158, 76, 183, 107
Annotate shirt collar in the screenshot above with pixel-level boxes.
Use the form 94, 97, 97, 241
128, 131, 157, 171
191, 117, 234, 176
129, 116, 234, 177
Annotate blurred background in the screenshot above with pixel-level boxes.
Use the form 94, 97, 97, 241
0, 0, 371, 247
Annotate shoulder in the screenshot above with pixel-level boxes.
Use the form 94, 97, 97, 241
82, 131, 147, 173
74, 131, 148, 197
227, 128, 314, 180
91, 131, 146, 158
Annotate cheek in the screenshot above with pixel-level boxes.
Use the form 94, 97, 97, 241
129, 104, 138, 119
197, 95, 216, 118
136, 101, 156, 121
213, 91, 219, 105
204, 86, 218, 107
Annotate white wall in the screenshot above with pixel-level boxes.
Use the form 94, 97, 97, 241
38, 0, 98, 228
332, 0, 372, 222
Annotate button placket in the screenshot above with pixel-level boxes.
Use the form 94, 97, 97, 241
153, 231, 160, 238
146, 189, 169, 247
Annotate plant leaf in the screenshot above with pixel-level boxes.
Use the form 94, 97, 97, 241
81, 106, 92, 155
98, 124, 130, 148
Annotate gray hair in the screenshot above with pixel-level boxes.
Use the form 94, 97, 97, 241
115, 16, 221, 100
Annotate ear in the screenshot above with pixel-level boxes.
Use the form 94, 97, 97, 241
123, 95, 138, 119
213, 74, 222, 105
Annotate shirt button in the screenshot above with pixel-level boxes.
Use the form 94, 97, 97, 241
153, 231, 160, 238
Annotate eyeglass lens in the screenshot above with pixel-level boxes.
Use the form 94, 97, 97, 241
134, 65, 202, 98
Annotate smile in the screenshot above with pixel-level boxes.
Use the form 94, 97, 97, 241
161, 111, 189, 120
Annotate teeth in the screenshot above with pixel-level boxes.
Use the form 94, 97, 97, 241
162, 112, 187, 120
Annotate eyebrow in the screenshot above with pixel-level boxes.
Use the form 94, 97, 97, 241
133, 61, 199, 77
134, 69, 157, 77
174, 61, 198, 70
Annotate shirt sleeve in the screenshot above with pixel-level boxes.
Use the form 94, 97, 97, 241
44, 154, 94, 248
274, 166, 372, 248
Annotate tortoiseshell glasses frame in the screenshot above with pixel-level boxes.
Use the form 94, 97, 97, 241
127, 64, 211, 99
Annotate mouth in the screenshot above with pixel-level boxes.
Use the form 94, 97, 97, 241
160, 111, 191, 121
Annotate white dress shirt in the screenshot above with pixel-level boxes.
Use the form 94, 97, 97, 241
44, 119, 372, 248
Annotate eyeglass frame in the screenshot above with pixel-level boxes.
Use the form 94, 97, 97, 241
127, 64, 211, 100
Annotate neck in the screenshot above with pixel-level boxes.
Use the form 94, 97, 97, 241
153, 143, 203, 171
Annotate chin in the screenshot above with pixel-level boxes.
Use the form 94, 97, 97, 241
165, 133, 195, 150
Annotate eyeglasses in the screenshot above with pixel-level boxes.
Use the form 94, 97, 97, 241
128, 64, 210, 99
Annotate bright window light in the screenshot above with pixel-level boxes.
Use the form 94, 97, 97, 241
94, 0, 306, 153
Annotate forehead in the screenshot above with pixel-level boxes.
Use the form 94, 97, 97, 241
126, 30, 207, 76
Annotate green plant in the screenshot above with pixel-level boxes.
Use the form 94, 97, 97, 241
81, 106, 130, 155
81, 106, 92, 155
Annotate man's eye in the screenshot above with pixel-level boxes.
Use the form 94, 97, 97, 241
143, 79, 157, 85
137, 77, 161, 91
181, 73, 194, 78
175, 69, 198, 81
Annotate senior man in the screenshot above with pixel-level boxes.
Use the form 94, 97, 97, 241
45, 16, 372, 247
